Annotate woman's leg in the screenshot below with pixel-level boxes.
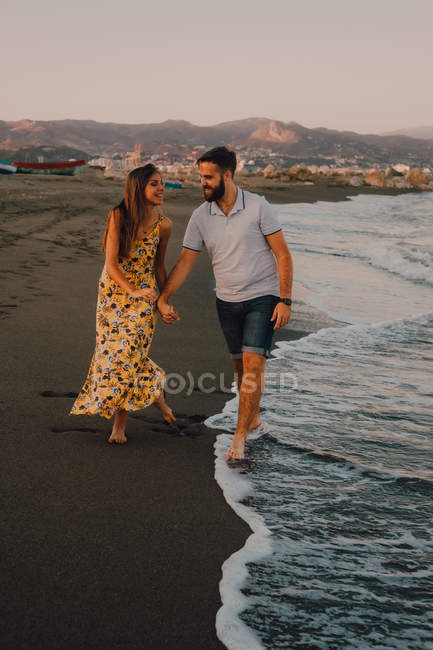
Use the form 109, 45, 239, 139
108, 409, 128, 444
153, 390, 176, 423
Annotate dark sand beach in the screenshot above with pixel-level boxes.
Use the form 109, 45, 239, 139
0, 170, 405, 649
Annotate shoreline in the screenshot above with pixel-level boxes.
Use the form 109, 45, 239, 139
0, 170, 396, 649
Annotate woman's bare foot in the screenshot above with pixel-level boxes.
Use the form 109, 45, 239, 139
108, 409, 128, 444
160, 404, 176, 424
227, 432, 247, 460
108, 426, 127, 444
154, 392, 176, 424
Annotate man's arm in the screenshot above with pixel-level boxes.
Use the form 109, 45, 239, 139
154, 216, 172, 292
265, 230, 293, 329
157, 247, 200, 322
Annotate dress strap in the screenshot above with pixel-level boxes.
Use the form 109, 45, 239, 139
154, 213, 164, 233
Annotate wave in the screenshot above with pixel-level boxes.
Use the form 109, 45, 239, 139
273, 307, 433, 353
287, 239, 433, 288
360, 241, 433, 286
255, 432, 433, 490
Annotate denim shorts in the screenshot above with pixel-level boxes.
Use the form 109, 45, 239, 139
216, 294, 281, 359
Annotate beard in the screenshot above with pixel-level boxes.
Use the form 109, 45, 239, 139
203, 175, 225, 202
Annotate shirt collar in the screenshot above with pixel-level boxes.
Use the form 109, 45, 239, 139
209, 186, 245, 216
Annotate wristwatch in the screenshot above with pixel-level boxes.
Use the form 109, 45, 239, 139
279, 297, 292, 306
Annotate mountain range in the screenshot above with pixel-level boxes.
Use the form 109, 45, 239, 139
1, 118, 433, 166
384, 126, 433, 140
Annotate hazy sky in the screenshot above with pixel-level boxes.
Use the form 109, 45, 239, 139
2, 0, 432, 133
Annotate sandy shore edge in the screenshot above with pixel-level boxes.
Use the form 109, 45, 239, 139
0, 172, 399, 649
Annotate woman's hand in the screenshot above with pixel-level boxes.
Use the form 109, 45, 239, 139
130, 287, 159, 301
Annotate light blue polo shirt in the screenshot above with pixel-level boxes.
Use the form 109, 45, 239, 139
183, 187, 282, 302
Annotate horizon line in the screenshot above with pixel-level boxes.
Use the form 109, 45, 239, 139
1, 116, 430, 137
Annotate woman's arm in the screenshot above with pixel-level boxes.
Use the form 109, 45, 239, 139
154, 216, 172, 292
105, 211, 156, 299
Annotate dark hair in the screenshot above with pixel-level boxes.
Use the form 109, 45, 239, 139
196, 146, 237, 178
101, 163, 161, 257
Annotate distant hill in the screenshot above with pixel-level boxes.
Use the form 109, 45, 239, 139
246, 121, 433, 165
0, 118, 272, 155
0, 144, 90, 164
383, 126, 433, 140
1, 118, 433, 166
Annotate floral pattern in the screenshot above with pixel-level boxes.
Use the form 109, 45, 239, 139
69, 216, 164, 419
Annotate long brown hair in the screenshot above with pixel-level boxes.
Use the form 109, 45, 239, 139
101, 163, 161, 258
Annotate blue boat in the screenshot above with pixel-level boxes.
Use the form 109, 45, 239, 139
164, 180, 183, 189
0, 160, 17, 175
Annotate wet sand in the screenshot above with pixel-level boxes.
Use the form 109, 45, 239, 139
0, 169, 402, 649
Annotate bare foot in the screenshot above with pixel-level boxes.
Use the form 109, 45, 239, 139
154, 394, 176, 424
161, 405, 176, 424
108, 426, 127, 444
227, 433, 247, 460
248, 414, 261, 431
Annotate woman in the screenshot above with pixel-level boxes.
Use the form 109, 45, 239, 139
69, 163, 175, 444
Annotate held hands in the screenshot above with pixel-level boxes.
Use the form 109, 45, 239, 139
157, 296, 179, 324
270, 302, 292, 329
130, 287, 159, 301
129, 289, 179, 326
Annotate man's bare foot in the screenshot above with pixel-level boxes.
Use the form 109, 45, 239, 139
108, 426, 127, 444
248, 414, 261, 431
227, 432, 247, 460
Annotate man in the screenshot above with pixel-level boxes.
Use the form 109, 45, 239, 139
158, 147, 293, 460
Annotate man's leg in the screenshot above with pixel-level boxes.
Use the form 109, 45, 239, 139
232, 358, 243, 391
227, 295, 280, 459
232, 357, 261, 430
227, 351, 266, 459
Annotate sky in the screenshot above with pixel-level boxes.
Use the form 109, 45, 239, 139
2, 0, 433, 134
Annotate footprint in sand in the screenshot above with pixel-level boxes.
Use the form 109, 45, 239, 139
50, 426, 100, 434
40, 390, 78, 398
43, 395, 208, 438
130, 413, 207, 437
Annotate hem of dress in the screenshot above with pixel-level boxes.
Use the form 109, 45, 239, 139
69, 387, 163, 420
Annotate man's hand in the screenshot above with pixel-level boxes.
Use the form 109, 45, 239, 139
270, 302, 292, 329
157, 296, 179, 324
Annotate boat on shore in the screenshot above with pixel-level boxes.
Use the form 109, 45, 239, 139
0, 160, 17, 175
12, 159, 86, 176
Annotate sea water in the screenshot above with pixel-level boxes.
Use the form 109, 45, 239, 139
208, 193, 433, 650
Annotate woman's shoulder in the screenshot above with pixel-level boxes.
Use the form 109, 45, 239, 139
107, 206, 122, 228
159, 214, 172, 233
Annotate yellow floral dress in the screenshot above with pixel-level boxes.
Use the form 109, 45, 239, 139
69, 215, 165, 419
